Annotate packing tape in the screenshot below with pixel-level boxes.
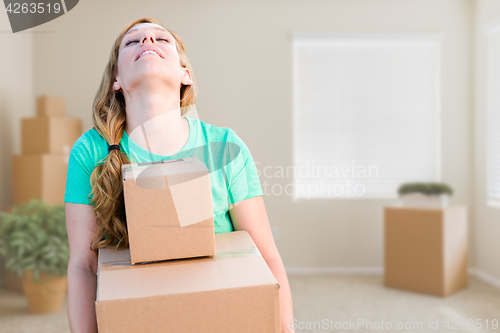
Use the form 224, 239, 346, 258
123, 158, 202, 181
98, 247, 261, 272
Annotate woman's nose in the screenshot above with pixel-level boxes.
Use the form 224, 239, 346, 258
140, 31, 156, 46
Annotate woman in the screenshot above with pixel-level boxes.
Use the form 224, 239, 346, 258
65, 17, 295, 333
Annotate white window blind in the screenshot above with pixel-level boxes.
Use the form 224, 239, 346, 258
487, 26, 500, 206
292, 33, 441, 199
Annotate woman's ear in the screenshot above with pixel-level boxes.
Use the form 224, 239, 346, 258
180, 67, 193, 86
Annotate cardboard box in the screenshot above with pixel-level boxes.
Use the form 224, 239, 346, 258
21, 117, 82, 154
384, 206, 468, 296
96, 230, 280, 333
36, 95, 66, 117
123, 157, 215, 264
12, 154, 68, 205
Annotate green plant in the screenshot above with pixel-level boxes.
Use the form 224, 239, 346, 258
398, 182, 454, 197
0, 199, 69, 283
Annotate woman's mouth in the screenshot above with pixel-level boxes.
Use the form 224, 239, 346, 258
136, 49, 163, 61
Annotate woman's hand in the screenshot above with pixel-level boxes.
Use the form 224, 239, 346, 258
229, 196, 296, 333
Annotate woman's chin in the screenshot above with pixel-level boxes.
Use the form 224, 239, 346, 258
135, 66, 171, 78
129, 73, 174, 88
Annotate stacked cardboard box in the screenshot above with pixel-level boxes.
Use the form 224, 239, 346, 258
12, 95, 82, 205
96, 230, 280, 333
95, 158, 281, 332
122, 158, 216, 263
5, 96, 82, 292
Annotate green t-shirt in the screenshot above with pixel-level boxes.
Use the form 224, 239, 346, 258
64, 116, 263, 233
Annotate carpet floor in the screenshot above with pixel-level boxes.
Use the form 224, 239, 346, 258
0, 274, 498, 332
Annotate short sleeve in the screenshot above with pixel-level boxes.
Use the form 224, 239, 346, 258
64, 133, 97, 206
224, 130, 263, 205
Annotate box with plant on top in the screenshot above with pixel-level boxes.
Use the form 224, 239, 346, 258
397, 182, 454, 208
0, 199, 69, 314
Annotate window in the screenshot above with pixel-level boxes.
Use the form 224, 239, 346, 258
487, 25, 500, 207
292, 33, 441, 199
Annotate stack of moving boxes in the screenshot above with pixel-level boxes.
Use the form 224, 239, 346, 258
5, 95, 82, 292
96, 158, 281, 332
13, 95, 82, 205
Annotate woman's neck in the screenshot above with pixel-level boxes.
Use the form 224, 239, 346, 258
123, 87, 190, 157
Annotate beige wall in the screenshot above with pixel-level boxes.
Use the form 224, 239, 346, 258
0, 7, 34, 208
0, 9, 34, 283
474, 0, 500, 282
23, 0, 474, 270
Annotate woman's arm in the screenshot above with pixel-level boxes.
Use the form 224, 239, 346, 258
66, 203, 99, 333
229, 196, 295, 333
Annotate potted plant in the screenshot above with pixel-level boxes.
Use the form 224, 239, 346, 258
397, 182, 453, 208
0, 199, 69, 314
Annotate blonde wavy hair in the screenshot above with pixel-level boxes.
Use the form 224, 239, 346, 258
89, 17, 197, 251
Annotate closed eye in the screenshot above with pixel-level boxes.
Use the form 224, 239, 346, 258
125, 39, 139, 46
157, 37, 169, 42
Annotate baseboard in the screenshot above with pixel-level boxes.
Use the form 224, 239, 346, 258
285, 266, 383, 275
469, 268, 500, 289
286, 267, 500, 290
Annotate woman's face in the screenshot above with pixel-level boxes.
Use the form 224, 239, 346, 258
114, 23, 191, 93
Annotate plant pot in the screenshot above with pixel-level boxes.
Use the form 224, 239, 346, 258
401, 193, 449, 208
22, 270, 67, 314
